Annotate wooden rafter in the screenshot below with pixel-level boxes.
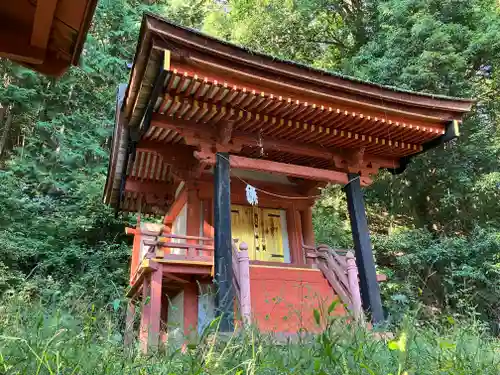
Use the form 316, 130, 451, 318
150, 114, 399, 170
136, 140, 196, 165
165, 64, 452, 131
124, 179, 176, 196
155, 92, 436, 150
31, 0, 58, 50
135, 141, 201, 180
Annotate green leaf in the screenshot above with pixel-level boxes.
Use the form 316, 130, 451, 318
439, 340, 457, 350
313, 309, 321, 326
388, 332, 407, 352
388, 341, 400, 351
327, 300, 339, 315
314, 358, 321, 371
112, 299, 120, 312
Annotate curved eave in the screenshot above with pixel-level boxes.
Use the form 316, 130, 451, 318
70, 0, 99, 66
104, 84, 128, 209
129, 13, 474, 120
0, 0, 98, 77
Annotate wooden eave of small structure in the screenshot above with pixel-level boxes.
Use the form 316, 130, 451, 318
0, 0, 98, 76
104, 13, 474, 214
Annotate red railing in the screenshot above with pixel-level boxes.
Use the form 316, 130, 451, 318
126, 227, 252, 326
304, 244, 363, 320
144, 233, 214, 262
126, 225, 214, 284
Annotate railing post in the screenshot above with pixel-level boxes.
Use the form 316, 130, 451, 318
187, 187, 201, 258
129, 226, 142, 284
139, 274, 151, 353
346, 251, 363, 321
237, 242, 251, 325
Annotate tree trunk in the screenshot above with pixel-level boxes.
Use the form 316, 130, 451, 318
0, 106, 13, 157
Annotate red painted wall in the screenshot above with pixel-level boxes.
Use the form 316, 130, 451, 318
249, 265, 346, 334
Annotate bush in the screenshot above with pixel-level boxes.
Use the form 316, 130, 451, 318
0, 295, 498, 374
373, 227, 500, 327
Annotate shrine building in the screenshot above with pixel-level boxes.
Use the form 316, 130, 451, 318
104, 13, 473, 351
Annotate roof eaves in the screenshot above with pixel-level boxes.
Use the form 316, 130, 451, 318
143, 12, 475, 110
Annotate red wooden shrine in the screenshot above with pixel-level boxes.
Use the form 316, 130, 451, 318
104, 14, 473, 351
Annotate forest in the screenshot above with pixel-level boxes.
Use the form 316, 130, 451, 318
0, 0, 500, 373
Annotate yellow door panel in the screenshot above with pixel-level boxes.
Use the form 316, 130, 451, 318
261, 209, 284, 263
231, 205, 285, 263
231, 205, 256, 259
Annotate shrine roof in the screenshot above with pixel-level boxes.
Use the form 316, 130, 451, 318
0, 0, 98, 76
104, 13, 474, 214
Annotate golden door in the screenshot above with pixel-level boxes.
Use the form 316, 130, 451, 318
260, 208, 284, 262
231, 205, 284, 262
230, 205, 256, 259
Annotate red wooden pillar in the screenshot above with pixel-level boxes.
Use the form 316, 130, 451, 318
187, 186, 201, 257
139, 267, 163, 353
301, 206, 315, 265
139, 275, 151, 353
149, 268, 163, 350
287, 206, 304, 265
203, 199, 214, 237
183, 283, 198, 340
202, 199, 215, 257
130, 222, 142, 284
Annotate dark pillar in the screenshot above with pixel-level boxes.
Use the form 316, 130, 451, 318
214, 152, 234, 331
344, 173, 384, 323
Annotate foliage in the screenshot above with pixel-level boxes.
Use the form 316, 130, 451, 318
0, 0, 153, 300
0, 0, 499, 331
373, 228, 500, 326
0, 295, 498, 374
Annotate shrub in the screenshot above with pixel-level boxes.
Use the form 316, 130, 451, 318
0, 295, 498, 374
373, 227, 500, 327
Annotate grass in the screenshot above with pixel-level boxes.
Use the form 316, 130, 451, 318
0, 294, 498, 374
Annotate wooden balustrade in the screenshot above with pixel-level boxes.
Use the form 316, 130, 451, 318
143, 233, 214, 263
232, 239, 251, 325
304, 243, 363, 320
126, 228, 252, 327
126, 227, 215, 284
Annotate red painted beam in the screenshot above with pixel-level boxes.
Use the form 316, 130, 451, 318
194, 151, 372, 186
136, 140, 196, 164
161, 264, 212, 275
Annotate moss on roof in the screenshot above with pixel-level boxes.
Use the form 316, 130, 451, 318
146, 12, 474, 104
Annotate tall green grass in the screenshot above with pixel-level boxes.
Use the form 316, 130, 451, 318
0, 294, 498, 374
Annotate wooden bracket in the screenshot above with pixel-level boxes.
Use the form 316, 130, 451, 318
218, 109, 236, 145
